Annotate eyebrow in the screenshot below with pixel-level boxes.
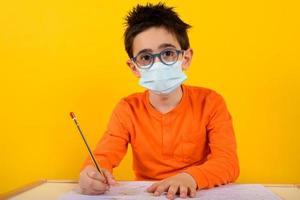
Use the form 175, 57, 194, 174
158, 43, 176, 49
135, 43, 177, 56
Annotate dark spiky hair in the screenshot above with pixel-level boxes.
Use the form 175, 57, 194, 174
124, 2, 191, 58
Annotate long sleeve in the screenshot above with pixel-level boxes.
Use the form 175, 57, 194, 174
82, 100, 131, 173
183, 92, 240, 189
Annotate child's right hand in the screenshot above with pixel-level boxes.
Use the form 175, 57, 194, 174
79, 165, 116, 195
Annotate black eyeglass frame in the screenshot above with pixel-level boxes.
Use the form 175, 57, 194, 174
131, 48, 185, 69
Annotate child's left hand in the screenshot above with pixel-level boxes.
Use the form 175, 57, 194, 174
146, 172, 197, 199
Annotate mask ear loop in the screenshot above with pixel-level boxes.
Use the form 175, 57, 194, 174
180, 50, 186, 65
178, 50, 188, 71
130, 59, 142, 74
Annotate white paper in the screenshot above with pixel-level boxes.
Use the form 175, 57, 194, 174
58, 181, 281, 200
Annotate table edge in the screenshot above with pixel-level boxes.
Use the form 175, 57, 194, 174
1, 180, 299, 199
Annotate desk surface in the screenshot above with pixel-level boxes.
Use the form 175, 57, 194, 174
1, 180, 300, 200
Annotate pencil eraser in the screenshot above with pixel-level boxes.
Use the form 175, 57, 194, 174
70, 112, 76, 119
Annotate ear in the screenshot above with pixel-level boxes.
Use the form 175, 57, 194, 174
181, 48, 193, 70
126, 60, 141, 78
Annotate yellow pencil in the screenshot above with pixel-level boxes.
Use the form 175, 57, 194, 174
70, 112, 107, 181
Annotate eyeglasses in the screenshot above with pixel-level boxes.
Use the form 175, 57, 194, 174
132, 48, 184, 69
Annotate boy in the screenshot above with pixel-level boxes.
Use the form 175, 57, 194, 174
79, 3, 239, 199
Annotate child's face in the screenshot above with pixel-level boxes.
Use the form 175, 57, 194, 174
126, 27, 193, 78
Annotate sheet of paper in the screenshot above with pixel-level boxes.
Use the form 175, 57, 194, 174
58, 181, 281, 200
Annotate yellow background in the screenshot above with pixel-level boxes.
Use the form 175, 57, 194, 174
1, 0, 299, 194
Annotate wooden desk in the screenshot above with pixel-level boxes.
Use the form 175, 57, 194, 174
1, 180, 300, 200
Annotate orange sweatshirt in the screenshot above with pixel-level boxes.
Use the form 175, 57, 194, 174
83, 85, 239, 189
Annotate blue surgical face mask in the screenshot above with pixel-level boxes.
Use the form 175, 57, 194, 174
137, 60, 187, 94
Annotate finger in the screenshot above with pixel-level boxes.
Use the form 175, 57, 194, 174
154, 182, 170, 196
90, 178, 109, 191
81, 188, 106, 195
179, 185, 188, 198
103, 169, 117, 185
82, 175, 109, 191
80, 187, 103, 195
87, 170, 106, 182
188, 187, 197, 198
146, 182, 160, 193
79, 179, 108, 195
167, 184, 179, 199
